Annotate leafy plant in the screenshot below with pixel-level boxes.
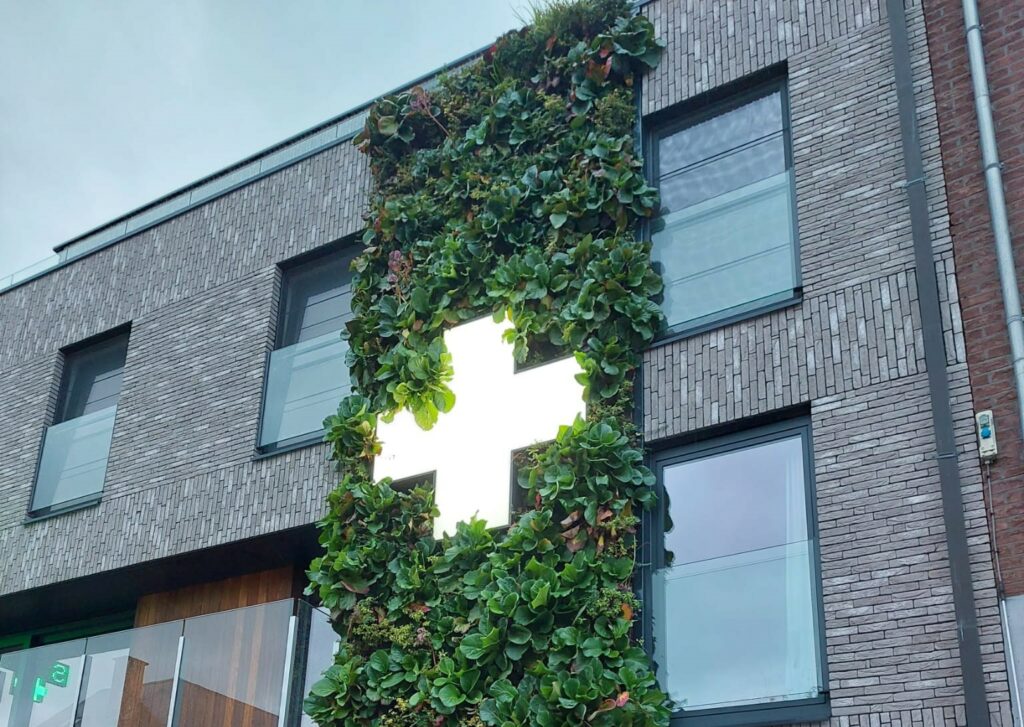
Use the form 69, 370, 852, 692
307, 0, 668, 724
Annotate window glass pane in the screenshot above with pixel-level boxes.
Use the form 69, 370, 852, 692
260, 333, 348, 448
279, 250, 356, 347
652, 434, 822, 711
0, 639, 87, 727
31, 405, 117, 513
659, 136, 786, 213
658, 92, 783, 176
653, 87, 796, 332
60, 334, 129, 421
261, 247, 356, 450
76, 621, 182, 727
653, 171, 796, 329
172, 600, 292, 726
300, 603, 339, 727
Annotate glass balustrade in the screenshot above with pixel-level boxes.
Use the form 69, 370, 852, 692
652, 539, 822, 711
30, 406, 117, 514
300, 604, 338, 727
651, 170, 798, 332
259, 333, 348, 450
0, 599, 337, 727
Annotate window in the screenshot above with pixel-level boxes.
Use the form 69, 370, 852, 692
649, 421, 826, 724
30, 331, 129, 517
650, 79, 799, 336
258, 245, 356, 453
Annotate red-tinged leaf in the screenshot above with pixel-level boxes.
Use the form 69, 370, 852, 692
615, 691, 630, 707
561, 510, 581, 527
341, 580, 369, 595
588, 699, 618, 719
408, 603, 431, 614
621, 603, 634, 621
566, 535, 587, 553
546, 35, 557, 52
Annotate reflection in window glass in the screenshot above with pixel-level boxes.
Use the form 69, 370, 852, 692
300, 602, 340, 727
259, 334, 348, 449
652, 87, 798, 332
260, 247, 355, 451
652, 432, 823, 712
278, 252, 355, 347
77, 621, 182, 727
172, 600, 292, 727
0, 639, 86, 727
31, 406, 117, 514
31, 331, 128, 515
58, 334, 129, 422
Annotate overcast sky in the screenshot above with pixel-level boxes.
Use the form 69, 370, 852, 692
0, 0, 524, 279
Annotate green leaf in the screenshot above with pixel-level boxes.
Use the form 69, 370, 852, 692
530, 582, 550, 609
309, 677, 335, 698
508, 624, 532, 644
581, 637, 604, 657
438, 684, 465, 708
377, 115, 399, 136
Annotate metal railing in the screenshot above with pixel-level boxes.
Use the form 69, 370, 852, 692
0, 110, 368, 295
0, 45, 478, 296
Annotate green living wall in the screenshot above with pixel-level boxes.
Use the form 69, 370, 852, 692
305, 1, 669, 724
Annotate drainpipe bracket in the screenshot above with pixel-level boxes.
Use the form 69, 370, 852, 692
900, 175, 927, 189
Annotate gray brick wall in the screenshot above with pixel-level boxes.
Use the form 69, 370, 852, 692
0, 0, 1011, 723
0, 140, 369, 592
640, 0, 1009, 724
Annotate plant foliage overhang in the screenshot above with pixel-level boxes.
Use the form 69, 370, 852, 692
305, 1, 669, 724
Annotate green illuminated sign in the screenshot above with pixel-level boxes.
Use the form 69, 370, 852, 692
49, 662, 69, 688
32, 678, 46, 703
17, 662, 71, 704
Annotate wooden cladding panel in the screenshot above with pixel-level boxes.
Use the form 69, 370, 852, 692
174, 682, 278, 727
133, 566, 296, 627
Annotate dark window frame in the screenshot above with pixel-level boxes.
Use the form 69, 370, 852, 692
644, 68, 802, 346
53, 331, 130, 423
255, 237, 359, 458
640, 417, 829, 727
26, 325, 131, 521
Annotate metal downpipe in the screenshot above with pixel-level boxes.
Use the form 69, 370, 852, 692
886, 0, 990, 724
962, 1, 1024, 722
961, 0, 1024, 445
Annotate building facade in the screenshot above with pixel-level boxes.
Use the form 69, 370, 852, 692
0, 0, 1016, 725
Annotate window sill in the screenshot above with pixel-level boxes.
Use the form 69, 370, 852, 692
25, 496, 102, 524
649, 291, 802, 351
254, 433, 328, 461
670, 697, 829, 727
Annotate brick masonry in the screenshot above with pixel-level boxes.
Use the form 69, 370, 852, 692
0, 0, 1013, 724
640, 0, 1009, 723
921, 0, 1024, 597
0, 140, 369, 592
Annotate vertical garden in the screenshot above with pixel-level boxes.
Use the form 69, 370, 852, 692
304, 1, 670, 723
